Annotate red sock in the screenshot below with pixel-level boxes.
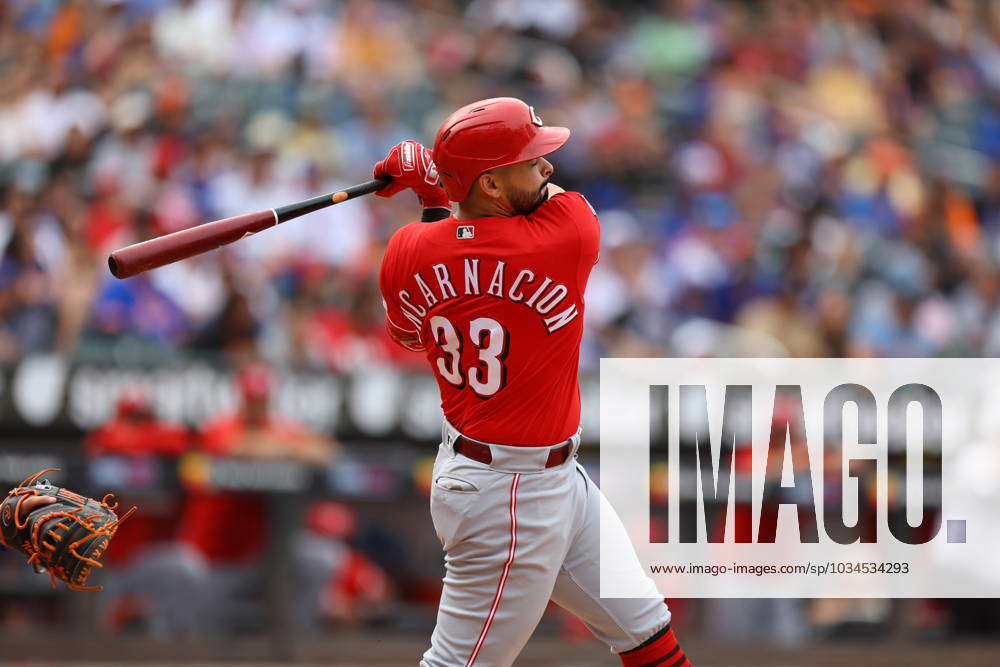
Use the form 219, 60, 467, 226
619, 625, 691, 667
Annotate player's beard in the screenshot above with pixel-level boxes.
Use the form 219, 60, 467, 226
508, 179, 550, 215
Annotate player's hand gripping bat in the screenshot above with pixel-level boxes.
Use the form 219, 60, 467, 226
107, 177, 390, 279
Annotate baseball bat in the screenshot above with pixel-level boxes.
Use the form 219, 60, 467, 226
108, 177, 390, 279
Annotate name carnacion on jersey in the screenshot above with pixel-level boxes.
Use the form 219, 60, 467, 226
396, 258, 579, 334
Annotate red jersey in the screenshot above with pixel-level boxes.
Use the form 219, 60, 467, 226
379, 192, 599, 446
179, 415, 312, 563
85, 419, 189, 565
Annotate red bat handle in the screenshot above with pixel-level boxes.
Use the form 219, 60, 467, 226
108, 178, 389, 279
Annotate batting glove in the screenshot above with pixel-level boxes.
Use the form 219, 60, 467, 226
374, 141, 451, 209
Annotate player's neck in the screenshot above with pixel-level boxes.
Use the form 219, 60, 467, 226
456, 193, 516, 220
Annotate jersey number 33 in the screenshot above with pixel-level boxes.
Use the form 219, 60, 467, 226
430, 316, 509, 398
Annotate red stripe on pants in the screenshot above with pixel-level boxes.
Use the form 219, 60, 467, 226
466, 473, 520, 666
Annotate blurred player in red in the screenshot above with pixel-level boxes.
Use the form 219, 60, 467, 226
84, 386, 192, 634
174, 363, 344, 634
179, 363, 331, 567
199, 363, 332, 463
87, 387, 188, 459
86, 386, 188, 566
376, 98, 691, 666
307, 500, 394, 625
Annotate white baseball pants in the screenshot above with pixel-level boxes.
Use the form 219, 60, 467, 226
420, 423, 670, 667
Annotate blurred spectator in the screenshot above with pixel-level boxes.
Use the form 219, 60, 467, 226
0, 231, 57, 359
87, 272, 192, 347
191, 271, 261, 365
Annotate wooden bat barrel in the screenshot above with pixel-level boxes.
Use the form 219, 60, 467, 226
108, 178, 389, 279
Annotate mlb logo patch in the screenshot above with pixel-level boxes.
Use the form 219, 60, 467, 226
457, 225, 475, 239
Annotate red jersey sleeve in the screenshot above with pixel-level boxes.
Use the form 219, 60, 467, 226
380, 223, 429, 351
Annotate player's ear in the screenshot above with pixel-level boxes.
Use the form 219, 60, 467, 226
477, 171, 503, 200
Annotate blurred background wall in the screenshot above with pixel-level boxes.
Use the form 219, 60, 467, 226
1, 0, 1000, 663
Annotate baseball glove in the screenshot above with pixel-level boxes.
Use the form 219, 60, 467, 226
0, 468, 135, 591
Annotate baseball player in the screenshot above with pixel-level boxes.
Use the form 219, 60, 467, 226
376, 98, 691, 667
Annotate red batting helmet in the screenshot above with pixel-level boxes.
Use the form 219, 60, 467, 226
432, 98, 570, 202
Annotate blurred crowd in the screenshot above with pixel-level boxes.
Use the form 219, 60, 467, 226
3, 0, 1000, 646
2, 0, 1000, 370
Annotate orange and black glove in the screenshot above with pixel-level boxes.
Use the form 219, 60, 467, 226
0, 469, 135, 590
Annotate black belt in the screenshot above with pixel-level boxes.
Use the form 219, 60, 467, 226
453, 436, 572, 468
